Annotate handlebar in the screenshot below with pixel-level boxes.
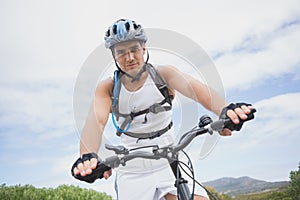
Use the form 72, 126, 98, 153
85, 109, 256, 179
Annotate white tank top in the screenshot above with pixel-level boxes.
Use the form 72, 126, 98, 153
117, 74, 174, 148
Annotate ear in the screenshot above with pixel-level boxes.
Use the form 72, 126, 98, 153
141, 43, 146, 54
143, 47, 146, 55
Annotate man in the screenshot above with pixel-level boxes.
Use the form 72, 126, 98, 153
72, 19, 254, 200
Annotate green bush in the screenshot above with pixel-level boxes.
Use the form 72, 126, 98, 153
236, 188, 291, 200
0, 184, 112, 200
288, 163, 300, 200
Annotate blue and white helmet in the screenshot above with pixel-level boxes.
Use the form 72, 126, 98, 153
104, 19, 147, 49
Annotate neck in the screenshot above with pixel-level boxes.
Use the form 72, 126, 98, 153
123, 63, 147, 82
121, 69, 148, 92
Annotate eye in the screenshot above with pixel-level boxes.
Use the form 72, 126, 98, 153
115, 49, 127, 58
116, 50, 125, 55
130, 47, 139, 53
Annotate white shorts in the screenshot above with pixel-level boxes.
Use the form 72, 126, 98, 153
115, 130, 209, 200
114, 157, 209, 200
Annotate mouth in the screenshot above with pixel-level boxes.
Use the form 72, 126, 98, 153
126, 63, 138, 69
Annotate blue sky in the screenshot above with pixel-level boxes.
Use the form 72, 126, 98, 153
1, 0, 300, 198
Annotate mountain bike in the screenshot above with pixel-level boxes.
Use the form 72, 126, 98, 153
74, 109, 256, 200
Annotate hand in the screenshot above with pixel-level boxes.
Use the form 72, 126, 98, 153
103, 170, 113, 179
219, 103, 254, 136
73, 153, 98, 177
71, 153, 112, 183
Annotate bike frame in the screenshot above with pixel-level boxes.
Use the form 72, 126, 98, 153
75, 110, 256, 200
102, 116, 220, 200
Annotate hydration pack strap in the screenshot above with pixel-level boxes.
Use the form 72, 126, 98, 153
118, 99, 172, 131
117, 121, 173, 140
146, 63, 173, 105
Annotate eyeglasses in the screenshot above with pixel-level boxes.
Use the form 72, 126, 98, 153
113, 44, 143, 60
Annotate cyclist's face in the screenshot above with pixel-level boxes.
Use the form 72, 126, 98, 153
112, 40, 146, 73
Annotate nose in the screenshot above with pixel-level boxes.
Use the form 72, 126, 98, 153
125, 51, 134, 62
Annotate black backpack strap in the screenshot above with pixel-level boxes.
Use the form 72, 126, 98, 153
117, 99, 172, 135
121, 121, 173, 140
146, 63, 173, 105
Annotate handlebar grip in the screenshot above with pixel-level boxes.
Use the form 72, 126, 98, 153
224, 108, 256, 131
93, 162, 112, 179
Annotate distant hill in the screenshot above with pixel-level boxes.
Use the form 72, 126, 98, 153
203, 176, 289, 196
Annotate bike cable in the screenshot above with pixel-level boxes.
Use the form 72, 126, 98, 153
128, 145, 159, 152
181, 150, 195, 199
179, 150, 219, 200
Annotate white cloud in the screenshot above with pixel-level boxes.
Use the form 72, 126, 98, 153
0, 80, 73, 134
1, 0, 299, 91
215, 21, 300, 90
252, 92, 300, 136
189, 0, 300, 52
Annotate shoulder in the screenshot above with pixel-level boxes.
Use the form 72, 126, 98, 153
156, 65, 181, 81
95, 77, 114, 97
156, 65, 176, 73
154, 65, 177, 95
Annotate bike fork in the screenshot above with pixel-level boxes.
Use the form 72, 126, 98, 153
170, 161, 192, 200
176, 178, 192, 200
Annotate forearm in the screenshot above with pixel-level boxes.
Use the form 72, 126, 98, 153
78, 79, 112, 155
198, 82, 227, 115
79, 106, 104, 155
188, 79, 227, 116
161, 66, 227, 115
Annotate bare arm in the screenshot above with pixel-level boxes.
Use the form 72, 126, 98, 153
159, 65, 253, 136
158, 65, 226, 115
74, 78, 113, 177
80, 78, 113, 155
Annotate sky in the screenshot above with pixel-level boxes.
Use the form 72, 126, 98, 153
1, 0, 300, 198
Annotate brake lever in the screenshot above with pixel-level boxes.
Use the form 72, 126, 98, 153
105, 144, 129, 154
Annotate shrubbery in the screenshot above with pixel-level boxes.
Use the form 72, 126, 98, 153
0, 184, 112, 200
288, 163, 300, 200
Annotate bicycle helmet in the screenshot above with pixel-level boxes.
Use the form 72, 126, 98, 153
104, 19, 147, 49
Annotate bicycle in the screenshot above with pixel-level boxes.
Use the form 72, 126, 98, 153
73, 109, 256, 200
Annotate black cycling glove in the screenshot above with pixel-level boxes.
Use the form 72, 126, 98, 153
71, 153, 111, 183
219, 102, 256, 131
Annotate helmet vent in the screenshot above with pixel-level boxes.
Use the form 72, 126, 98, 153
125, 22, 130, 31
112, 25, 117, 34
